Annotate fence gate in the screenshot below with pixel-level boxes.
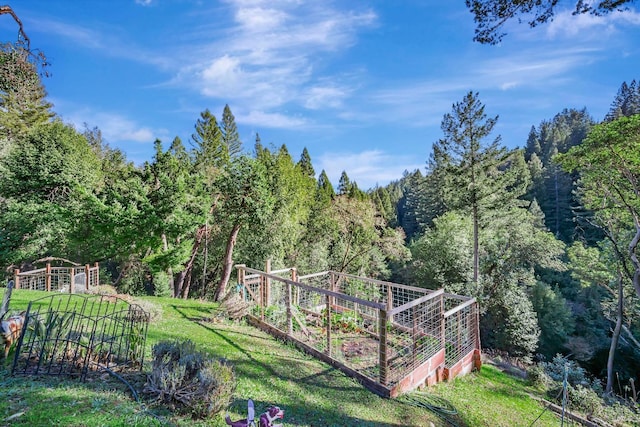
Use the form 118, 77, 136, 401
11, 294, 149, 379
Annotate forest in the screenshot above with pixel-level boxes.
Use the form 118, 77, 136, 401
1, 3, 639, 412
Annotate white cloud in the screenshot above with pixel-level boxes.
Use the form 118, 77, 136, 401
545, 9, 640, 39
235, 7, 289, 31
238, 110, 308, 128
92, 113, 158, 143
317, 150, 423, 189
63, 108, 163, 144
135, 0, 153, 6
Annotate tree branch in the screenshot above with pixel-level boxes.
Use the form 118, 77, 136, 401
0, 5, 30, 49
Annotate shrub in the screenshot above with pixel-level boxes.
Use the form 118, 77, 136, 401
152, 271, 172, 297
567, 384, 602, 415
526, 364, 552, 390
144, 340, 236, 419
542, 354, 601, 392
132, 298, 162, 323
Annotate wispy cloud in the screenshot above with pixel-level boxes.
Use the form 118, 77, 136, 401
476, 47, 601, 89
545, 8, 640, 39
173, 0, 377, 126
29, 17, 171, 68
317, 150, 423, 190
362, 45, 602, 127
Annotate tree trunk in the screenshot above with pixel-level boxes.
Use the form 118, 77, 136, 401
606, 274, 624, 394
214, 223, 242, 301
554, 169, 560, 238
174, 225, 206, 299
629, 222, 640, 300
473, 204, 479, 284
161, 233, 176, 297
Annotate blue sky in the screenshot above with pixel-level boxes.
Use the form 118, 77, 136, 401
2, 1, 640, 189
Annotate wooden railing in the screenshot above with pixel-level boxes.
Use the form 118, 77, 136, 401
14, 262, 100, 293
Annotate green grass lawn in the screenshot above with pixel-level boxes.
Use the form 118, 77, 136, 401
0, 290, 562, 426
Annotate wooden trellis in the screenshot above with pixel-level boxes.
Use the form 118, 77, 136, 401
14, 261, 100, 293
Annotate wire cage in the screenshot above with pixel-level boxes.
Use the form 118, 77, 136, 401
11, 293, 149, 380
236, 265, 481, 397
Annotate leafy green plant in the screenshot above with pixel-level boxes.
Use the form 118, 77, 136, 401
144, 339, 236, 419
324, 309, 363, 333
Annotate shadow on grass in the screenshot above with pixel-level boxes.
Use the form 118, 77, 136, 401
170, 303, 217, 321
168, 306, 449, 426
227, 397, 417, 427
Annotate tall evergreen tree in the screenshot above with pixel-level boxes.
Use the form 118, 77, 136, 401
432, 91, 510, 283
297, 147, 315, 178
338, 171, 351, 195
317, 169, 335, 202
525, 108, 594, 243
221, 104, 242, 158
605, 80, 640, 122
192, 109, 227, 171
0, 39, 53, 142
396, 169, 424, 240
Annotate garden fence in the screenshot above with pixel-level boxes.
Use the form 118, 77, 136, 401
236, 264, 481, 397
14, 262, 100, 293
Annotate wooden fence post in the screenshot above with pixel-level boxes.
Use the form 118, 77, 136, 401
412, 305, 417, 367
85, 264, 90, 291
440, 294, 446, 354
326, 294, 332, 357
379, 308, 388, 386
94, 262, 100, 286
291, 268, 298, 305
286, 281, 293, 335
46, 262, 51, 292
474, 302, 481, 350
265, 259, 271, 306
69, 267, 75, 294
260, 275, 265, 321
236, 265, 245, 300
14, 269, 20, 290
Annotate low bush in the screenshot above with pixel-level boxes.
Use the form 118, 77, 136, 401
144, 339, 236, 419
526, 364, 552, 390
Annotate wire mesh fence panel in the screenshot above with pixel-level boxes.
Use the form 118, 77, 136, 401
298, 272, 330, 290
12, 294, 149, 379
386, 294, 444, 385
444, 297, 478, 368
260, 277, 288, 330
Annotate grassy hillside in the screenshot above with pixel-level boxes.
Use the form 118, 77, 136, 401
0, 290, 562, 426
